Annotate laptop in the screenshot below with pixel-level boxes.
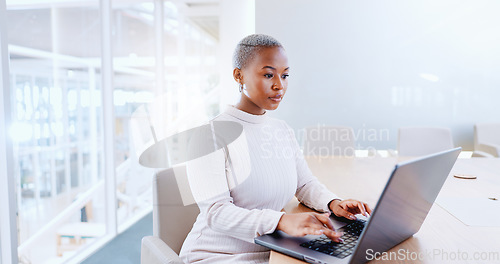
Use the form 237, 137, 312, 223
255, 147, 461, 264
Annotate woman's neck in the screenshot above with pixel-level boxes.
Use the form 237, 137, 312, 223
235, 96, 266, 115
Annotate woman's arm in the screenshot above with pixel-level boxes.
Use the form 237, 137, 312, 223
283, 122, 372, 218
281, 122, 340, 212
186, 147, 284, 243
270, 122, 370, 240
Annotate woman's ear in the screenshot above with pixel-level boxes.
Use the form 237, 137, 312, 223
233, 68, 243, 84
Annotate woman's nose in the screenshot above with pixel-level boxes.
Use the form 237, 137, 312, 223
273, 80, 284, 90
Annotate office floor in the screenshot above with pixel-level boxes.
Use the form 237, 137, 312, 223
81, 212, 152, 264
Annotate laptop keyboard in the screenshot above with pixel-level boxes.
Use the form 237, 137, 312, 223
300, 219, 367, 259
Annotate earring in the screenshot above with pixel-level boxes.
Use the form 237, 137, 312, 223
239, 83, 243, 92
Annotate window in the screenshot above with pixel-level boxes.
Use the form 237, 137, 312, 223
7, 3, 106, 262
4, 1, 220, 263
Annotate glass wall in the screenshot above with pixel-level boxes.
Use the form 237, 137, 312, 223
111, 0, 157, 229
7, 3, 106, 263
110, 1, 219, 229
4, 0, 220, 263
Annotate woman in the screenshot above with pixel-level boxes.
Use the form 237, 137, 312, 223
179, 34, 372, 263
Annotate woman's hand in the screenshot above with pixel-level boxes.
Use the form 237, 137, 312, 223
276, 212, 343, 242
329, 199, 372, 220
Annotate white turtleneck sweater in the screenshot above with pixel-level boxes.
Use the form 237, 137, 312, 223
179, 105, 339, 264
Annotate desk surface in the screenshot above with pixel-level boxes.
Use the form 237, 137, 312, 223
271, 157, 500, 264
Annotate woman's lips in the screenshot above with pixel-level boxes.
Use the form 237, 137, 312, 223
269, 94, 283, 102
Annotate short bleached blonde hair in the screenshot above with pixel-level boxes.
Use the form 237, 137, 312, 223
232, 34, 283, 70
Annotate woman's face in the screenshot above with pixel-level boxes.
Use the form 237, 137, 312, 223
235, 46, 289, 115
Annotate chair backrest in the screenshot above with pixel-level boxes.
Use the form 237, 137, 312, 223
398, 127, 454, 157
474, 123, 500, 148
302, 126, 355, 156
153, 165, 199, 255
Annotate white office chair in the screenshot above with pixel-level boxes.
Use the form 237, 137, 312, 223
397, 127, 454, 157
472, 123, 500, 157
141, 166, 199, 264
302, 126, 355, 156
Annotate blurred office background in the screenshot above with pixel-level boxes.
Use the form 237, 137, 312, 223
258, 0, 500, 151
0, 0, 499, 263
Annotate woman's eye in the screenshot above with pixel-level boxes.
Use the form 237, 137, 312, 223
282, 74, 289, 79
264, 73, 274, 78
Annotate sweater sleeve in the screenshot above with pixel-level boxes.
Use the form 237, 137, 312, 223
284, 122, 341, 212
186, 146, 284, 244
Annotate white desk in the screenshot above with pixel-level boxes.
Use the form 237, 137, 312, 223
271, 157, 500, 264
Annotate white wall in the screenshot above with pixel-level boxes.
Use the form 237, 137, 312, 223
218, 0, 255, 109
256, 0, 500, 150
